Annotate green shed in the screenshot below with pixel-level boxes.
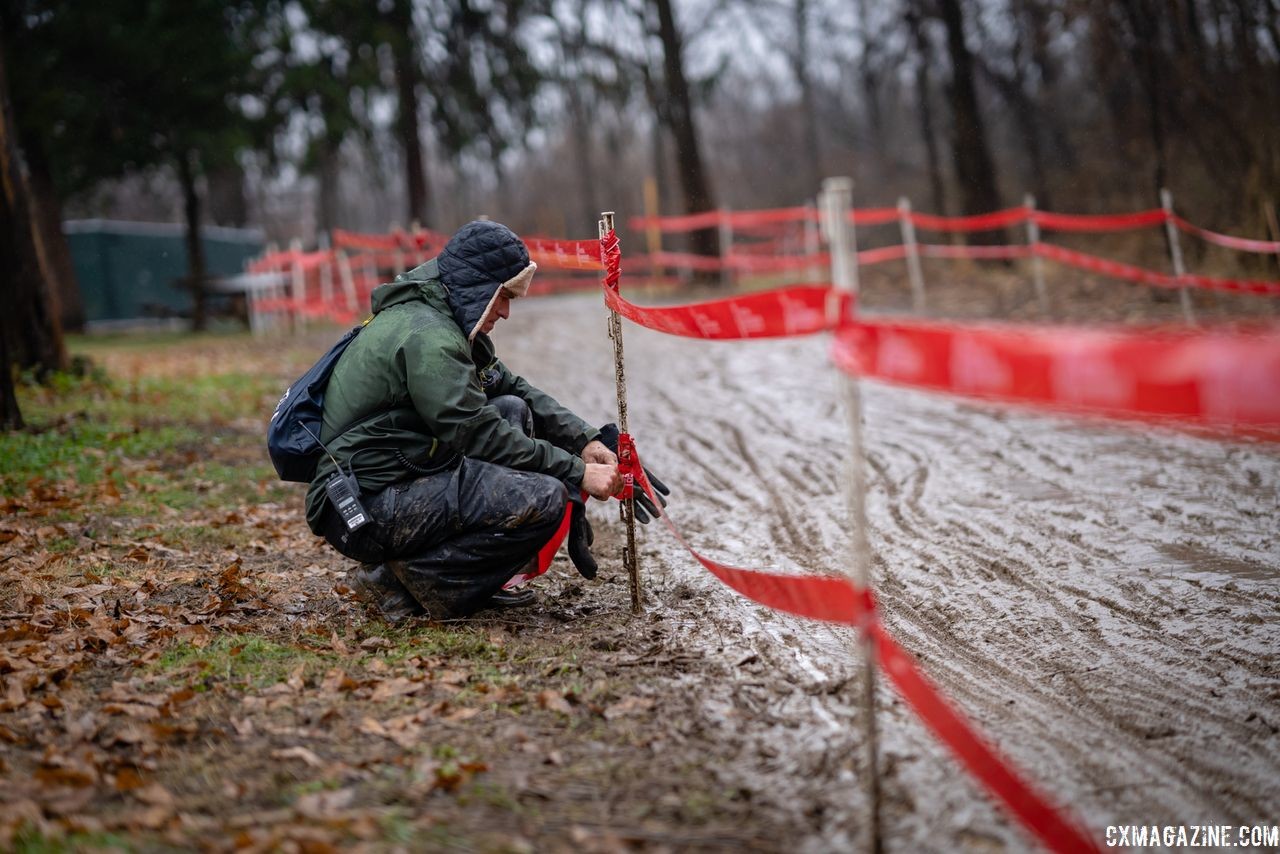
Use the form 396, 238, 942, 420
64, 220, 264, 325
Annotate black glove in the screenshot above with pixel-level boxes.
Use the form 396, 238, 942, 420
597, 423, 671, 524
566, 493, 597, 580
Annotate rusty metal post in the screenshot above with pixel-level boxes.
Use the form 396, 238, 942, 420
1161, 188, 1196, 325
821, 176, 882, 854
898, 196, 927, 312
600, 212, 641, 614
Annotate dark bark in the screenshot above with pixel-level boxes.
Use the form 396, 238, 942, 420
905, 4, 948, 215
0, 35, 65, 382
388, 0, 429, 226
791, 0, 823, 197
207, 161, 249, 228
974, 57, 1051, 208
316, 139, 341, 234
650, 0, 718, 263
1116, 0, 1170, 197
567, 81, 599, 232
937, 0, 1003, 240
0, 323, 20, 430
175, 149, 209, 332
24, 136, 84, 332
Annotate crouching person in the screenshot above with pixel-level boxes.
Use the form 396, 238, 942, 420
305, 221, 622, 620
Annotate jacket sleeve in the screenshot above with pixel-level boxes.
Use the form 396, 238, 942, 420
400, 330, 586, 486
487, 358, 601, 455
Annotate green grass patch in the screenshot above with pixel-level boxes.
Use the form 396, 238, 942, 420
372, 624, 508, 666
11, 826, 134, 853
153, 635, 333, 691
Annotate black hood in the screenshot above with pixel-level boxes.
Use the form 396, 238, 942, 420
436, 221, 531, 337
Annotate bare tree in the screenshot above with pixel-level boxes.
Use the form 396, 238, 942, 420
936, 0, 1002, 233
649, 0, 719, 261
0, 34, 65, 406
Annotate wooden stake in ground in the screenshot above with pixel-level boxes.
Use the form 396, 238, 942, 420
1025, 194, 1049, 317
600, 211, 642, 614
821, 176, 882, 854
898, 196, 927, 312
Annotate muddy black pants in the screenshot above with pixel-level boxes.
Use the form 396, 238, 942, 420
320, 395, 569, 617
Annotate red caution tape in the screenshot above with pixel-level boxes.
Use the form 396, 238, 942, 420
910, 207, 1031, 232
850, 208, 902, 227
625, 446, 1100, 852
832, 318, 1280, 436
1032, 209, 1167, 232
1035, 243, 1280, 295
872, 625, 1103, 854
1173, 215, 1280, 254
603, 283, 848, 339
524, 236, 605, 271
723, 207, 818, 228
856, 245, 909, 266
628, 210, 724, 233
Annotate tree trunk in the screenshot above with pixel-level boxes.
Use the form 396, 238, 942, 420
316, 139, 342, 234
650, 0, 719, 264
0, 36, 65, 381
24, 136, 84, 332
0, 322, 21, 430
1118, 0, 1170, 199
175, 149, 209, 332
791, 0, 823, 197
389, 0, 429, 227
906, 4, 949, 215
937, 0, 1003, 241
207, 161, 249, 228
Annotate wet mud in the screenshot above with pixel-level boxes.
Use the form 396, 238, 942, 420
501, 291, 1280, 850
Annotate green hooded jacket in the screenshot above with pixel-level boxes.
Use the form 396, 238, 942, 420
304, 259, 598, 533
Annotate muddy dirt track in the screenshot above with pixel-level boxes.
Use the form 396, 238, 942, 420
502, 290, 1280, 850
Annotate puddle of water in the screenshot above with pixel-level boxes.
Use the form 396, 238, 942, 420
1151, 542, 1277, 581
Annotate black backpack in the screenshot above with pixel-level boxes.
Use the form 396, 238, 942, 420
267, 325, 362, 483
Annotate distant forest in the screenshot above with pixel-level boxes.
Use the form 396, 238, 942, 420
2, 0, 1278, 363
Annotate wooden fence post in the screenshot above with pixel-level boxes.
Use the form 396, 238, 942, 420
1025, 194, 1049, 317
898, 196, 926, 312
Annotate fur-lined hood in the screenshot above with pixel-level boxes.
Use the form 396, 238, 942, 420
436, 221, 536, 340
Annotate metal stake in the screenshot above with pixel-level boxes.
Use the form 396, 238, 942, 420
600, 212, 641, 614
1161, 188, 1196, 325
821, 176, 882, 854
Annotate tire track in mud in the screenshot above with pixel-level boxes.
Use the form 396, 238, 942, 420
504, 296, 1280, 849
857, 396, 1280, 818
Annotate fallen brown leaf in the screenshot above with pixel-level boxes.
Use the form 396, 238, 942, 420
602, 696, 655, 720
132, 783, 176, 809
536, 690, 572, 715
271, 746, 324, 768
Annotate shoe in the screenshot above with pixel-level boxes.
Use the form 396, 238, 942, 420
350, 563, 425, 623
484, 587, 537, 609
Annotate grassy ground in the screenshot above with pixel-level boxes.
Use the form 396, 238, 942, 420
0, 330, 778, 852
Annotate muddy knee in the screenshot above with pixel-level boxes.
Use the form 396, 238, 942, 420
489, 394, 533, 436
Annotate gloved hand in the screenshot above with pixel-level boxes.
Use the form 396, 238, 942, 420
566, 493, 597, 579
596, 423, 671, 524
